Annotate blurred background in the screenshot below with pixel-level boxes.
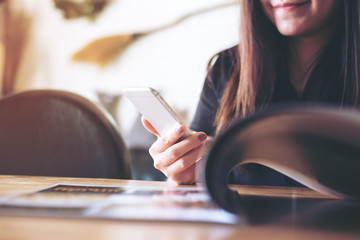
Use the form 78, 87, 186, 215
0, 0, 239, 180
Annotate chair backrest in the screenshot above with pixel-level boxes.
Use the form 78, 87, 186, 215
0, 89, 131, 179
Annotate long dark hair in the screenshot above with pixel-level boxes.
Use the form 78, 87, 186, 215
215, 0, 360, 133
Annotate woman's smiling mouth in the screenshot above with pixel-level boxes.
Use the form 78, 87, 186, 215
273, 0, 311, 11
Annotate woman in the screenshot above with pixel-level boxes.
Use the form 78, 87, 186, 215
142, 0, 360, 185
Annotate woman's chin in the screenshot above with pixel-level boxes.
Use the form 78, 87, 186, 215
276, 25, 309, 38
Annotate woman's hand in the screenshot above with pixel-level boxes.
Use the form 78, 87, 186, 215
141, 117, 209, 185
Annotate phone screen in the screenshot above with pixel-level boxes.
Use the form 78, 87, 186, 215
123, 87, 191, 137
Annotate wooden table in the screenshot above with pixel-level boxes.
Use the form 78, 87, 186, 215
0, 175, 359, 240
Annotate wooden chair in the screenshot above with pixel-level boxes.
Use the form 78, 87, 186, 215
0, 89, 131, 179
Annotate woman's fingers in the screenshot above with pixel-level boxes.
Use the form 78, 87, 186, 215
141, 116, 160, 137
152, 131, 207, 169
150, 124, 187, 154
165, 145, 203, 177
141, 116, 209, 185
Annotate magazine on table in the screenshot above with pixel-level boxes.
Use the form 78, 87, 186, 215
0, 183, 241, 224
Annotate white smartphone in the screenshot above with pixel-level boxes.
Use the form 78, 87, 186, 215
123, 87, 192, 138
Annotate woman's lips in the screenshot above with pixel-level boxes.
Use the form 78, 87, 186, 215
273, 0, 311, 10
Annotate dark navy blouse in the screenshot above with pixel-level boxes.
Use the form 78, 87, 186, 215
190, 44, 345, 186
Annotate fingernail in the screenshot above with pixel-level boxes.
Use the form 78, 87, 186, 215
198, 133, 207, 142
176, 125, 184, 134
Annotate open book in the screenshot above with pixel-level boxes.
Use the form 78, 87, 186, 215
204, 103, 360, 213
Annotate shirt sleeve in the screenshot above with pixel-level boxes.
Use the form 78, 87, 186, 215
190, 46, 237, 136
189, 72, 219, 136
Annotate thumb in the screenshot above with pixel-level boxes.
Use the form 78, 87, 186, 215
141, 116, 160, 137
